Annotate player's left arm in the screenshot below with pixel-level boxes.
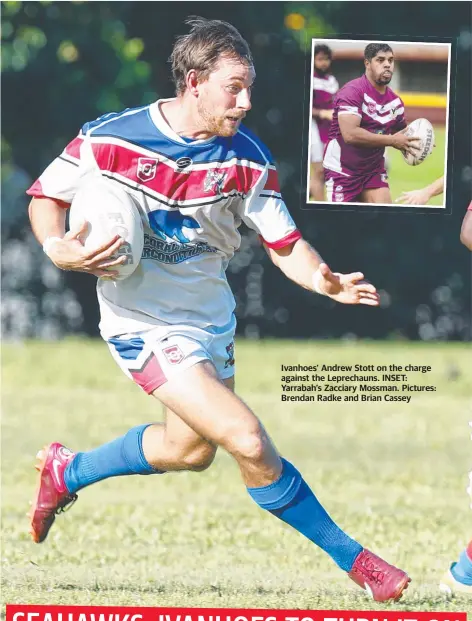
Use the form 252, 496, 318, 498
263, 238, 380, 306
460, 206, 472, 251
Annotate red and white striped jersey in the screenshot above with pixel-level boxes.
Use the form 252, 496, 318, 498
27, 99, 301, 338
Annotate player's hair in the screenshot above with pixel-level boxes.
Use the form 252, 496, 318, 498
364, 43, 393, 61
170, 16, 253, 95
314, 44, 332, 59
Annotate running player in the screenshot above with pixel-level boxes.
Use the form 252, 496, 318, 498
27, 18, 410, 603
309, 44, 339, 201
323, 43, 420, 204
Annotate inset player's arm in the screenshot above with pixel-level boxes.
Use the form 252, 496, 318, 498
313, 108, 333, 121
396, 176, 444, 205
339, 114, 419, 155
264, 238, 380, 306
460, 208, 472, 251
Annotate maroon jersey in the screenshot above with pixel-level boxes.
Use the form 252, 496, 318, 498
324, 74, 406, 176
312, 70, 339, 143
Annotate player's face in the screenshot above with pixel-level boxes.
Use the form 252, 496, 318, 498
314, 52, 331, 74
196, 55, 255, 138
366, 52, 395, 86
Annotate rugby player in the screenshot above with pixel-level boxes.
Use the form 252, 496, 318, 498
27, 18, 410, 602
323, 43, 420, 204
309, 44, 339, 201
438, 213, 472, 596
460, 201, 472, 250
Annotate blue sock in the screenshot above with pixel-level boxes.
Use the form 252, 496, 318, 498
451, 548, 472, 586
64, 424, 161, 493
247, 458, 362, 571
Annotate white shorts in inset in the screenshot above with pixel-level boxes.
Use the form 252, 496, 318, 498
107, 316, 236, 394
310, 120, 324, 164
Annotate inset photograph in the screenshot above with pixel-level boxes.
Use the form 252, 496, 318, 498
307, 39, 451, 207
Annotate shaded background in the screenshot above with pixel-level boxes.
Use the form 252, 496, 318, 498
1, 1, 471, 341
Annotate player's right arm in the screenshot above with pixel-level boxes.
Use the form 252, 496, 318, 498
460, 204, 472, 251
29, 197, 125, 277
338, 114, 419, 155
27, 129, 126, 277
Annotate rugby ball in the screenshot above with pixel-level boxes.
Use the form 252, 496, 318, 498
69, 175, 144, 280
402, 118, 435, 166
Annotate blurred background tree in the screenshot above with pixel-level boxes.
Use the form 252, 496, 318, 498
1, 1, 470, 341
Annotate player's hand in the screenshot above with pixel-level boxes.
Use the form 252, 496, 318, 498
318, 109, 333, 121
390, 129, 421, 156
395, 188, 433, 205
47, 220, 127, 278
316, 263, 380, 306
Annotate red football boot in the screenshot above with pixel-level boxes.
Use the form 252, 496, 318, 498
29, 443, 78, 543
348, 548, 411, 602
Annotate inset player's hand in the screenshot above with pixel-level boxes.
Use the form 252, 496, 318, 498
47, 220, 127, 278
315, 263, 380, 306
396, 188, 433, 205
390, 129, 421, 156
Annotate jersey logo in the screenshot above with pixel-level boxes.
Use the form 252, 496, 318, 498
162, 345, 184, 365
148, 209, 200, 244
204, 169, 226, 195
137, 157, 159, 182
224, 341, 235, 368
367, 102, 376, 115
176, 157, 193, 172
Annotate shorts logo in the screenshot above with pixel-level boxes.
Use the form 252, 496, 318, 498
162, 345, 184, 365
381, 173, 388, 183
335, 185, 343, 192
334, 192, 344, 202
137, 158, 159, 182
204, 169, 226, 195
225, 341, 235, 368
176, 157, 193, 172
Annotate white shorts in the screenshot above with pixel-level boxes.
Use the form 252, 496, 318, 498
310, 120, 324, 164
107, 316, 236, 394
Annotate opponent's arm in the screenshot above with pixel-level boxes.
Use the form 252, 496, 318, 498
339, 114, 419, 155
263, 237, 380, 306
396, 176, 444, 205
313, 108, 333, 121
460, 210, 472, 251
29, 196, 125, 277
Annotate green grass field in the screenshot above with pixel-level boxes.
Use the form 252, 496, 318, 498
2, 339, 471, 612
387, 125, 446, 207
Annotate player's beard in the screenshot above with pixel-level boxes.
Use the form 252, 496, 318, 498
197, 99, 240, 138
376, 71, 392, 85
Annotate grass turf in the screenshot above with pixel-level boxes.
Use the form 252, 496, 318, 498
1, 339, 471, 611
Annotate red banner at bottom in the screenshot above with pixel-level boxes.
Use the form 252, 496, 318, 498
5, 606, 468, 621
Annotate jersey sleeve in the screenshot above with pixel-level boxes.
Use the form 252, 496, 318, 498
336, 85, 362, 118
26, 132, 88, 207
239, 165, 302, 249
393, 96, 407, 132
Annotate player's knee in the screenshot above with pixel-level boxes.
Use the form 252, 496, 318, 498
182, 444, 217, 472
226, 425, 267, 463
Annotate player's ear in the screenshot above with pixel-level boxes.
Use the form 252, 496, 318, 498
185, 69, 200, 97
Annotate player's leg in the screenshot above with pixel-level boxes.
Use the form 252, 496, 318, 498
309, 163, 325, 202
360, 172, 392, 204
149, 360, 410, 601
309, 121, 325, 201
440, 540, 472, 596
360, 186, 392, 204
29, 328, 231, 543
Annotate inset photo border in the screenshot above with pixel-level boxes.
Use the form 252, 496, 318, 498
306, 39, 451, 209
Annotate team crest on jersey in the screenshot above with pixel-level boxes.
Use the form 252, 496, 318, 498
137, 157, 159, 182
367, 102, 377, 115
162, 345, 184, 365
204, 169, 226, 195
